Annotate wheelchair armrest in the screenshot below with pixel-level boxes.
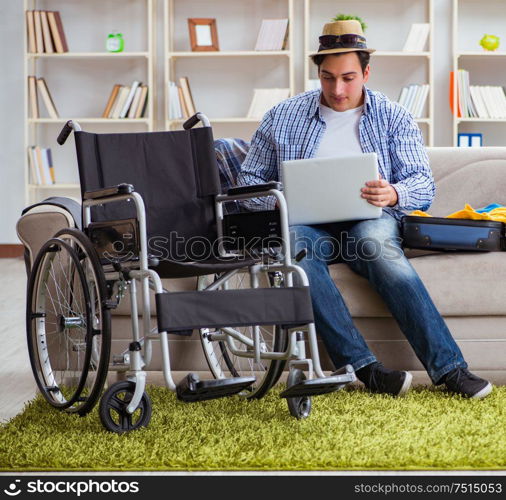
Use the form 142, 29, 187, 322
227, 182, 282, 196
83, 183, 134, 201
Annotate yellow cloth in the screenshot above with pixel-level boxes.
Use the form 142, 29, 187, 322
411, 204, 506, 223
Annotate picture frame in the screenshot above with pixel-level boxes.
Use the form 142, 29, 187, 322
188, 18, 219, 52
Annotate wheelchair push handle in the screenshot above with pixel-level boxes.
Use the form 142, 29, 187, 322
57, 120, 82, 145
183, 112, 210, 130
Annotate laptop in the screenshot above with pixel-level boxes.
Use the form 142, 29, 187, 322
281, 153, 382, 226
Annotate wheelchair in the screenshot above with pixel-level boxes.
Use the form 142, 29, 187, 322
21, 113, 356, 433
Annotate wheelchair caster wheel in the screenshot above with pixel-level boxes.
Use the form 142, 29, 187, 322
286, 369, 312, 419
99, 381, 152, 433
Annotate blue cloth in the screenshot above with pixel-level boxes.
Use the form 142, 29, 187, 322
475, 203, 503, 213
290, 213, 467, 384
237, 87, 435, 220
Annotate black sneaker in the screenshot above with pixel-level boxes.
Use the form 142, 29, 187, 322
443, 368, 492, 399
356, 362, 412, 396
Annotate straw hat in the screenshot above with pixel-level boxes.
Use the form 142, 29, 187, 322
309, 19, 375, 57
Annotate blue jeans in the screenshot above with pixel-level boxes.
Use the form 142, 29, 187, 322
291, 212, 467, 384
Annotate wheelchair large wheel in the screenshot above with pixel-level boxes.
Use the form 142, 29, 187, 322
198, 270, 288, 399
26, 228, 111, 415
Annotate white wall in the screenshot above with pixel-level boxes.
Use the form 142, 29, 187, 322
1, 3, 25, 244
0, 0, 503, 243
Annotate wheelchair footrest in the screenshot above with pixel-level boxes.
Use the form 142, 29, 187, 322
176, 373, 256, 403
279, 372, 355, 399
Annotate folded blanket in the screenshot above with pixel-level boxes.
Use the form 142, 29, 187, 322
411, 204, 506, 223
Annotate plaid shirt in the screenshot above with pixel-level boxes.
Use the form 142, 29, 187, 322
214, 137, 249, 214
236, 87, 435, 220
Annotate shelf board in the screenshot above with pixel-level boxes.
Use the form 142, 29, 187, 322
457, 118, 506, 123
306, 50, 430, 58
168, 51, 290, 58
28, 118, 150, 124
372, 51, 431, 57
27, 52, 149, 59
169, 116, 431, 125
457, 51, 506, 58
28, 184, 80, 189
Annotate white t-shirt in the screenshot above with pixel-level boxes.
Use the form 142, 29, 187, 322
314, 103, 364, 158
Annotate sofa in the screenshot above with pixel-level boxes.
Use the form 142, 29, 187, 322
17, 147, 506, 383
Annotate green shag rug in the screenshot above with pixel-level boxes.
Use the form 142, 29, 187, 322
1, 385, 505, 471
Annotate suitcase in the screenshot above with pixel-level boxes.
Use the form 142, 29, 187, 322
401, 215, 506, 252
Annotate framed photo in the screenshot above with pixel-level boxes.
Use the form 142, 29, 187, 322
188, 18, 219, 52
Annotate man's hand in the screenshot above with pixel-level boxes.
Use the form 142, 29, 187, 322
360, 177, 398, 207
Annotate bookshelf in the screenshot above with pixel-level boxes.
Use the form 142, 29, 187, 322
303, 0, 435, 147
163, 0, 296, 137
23, 0, 156, 205
452, 0, 506, 146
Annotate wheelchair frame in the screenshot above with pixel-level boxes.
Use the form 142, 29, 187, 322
25, 115, 356, 432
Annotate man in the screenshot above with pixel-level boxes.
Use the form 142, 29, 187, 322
236, 20, 492, 399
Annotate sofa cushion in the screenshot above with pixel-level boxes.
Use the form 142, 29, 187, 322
426, 147, 506, 216
331, 251, 506, 317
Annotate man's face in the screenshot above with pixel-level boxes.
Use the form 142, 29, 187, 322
319, 52, 370, 112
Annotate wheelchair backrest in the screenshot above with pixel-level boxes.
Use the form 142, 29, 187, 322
75, 127, 221, 261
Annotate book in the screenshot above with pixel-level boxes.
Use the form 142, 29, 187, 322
46, 148, 56, 183
458, 133, 482, 147
33, 11, 44, 53
168, 82, 183, 119
37, 77, 59, 118
469, 86, 488, 119
128, 86, 143, 118
28, 76, 39, 119
106, 85, 122, 118
402, 23, 430, 52
246, 88, 290, 119
41, 148, 54, 184
464, 70, 477, 117
481, 86, 496, 119
177, 86, 189, 119
26, 11, 37, 53
411, 86, 424, 116
119, 81, 141, 118
415, 84, 430, 118
397, 86, 409, 107
40, 11, 54, 54
27, 147, 41, 184
111, 86, 129, 119
493, 86, 506, 118
102, 84, 122, 118
470, 133, 482, 147
449, 71, 462, 118
47, 11, 67, 53
480, 86, 496, 119
34, 146, 47, 184
179, 77, 196, 116
135, 85, 149, 118
457, 133, 470, 147
49, 11, 68, 53
254, 19, 288, 51
403, 84, 418, 114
